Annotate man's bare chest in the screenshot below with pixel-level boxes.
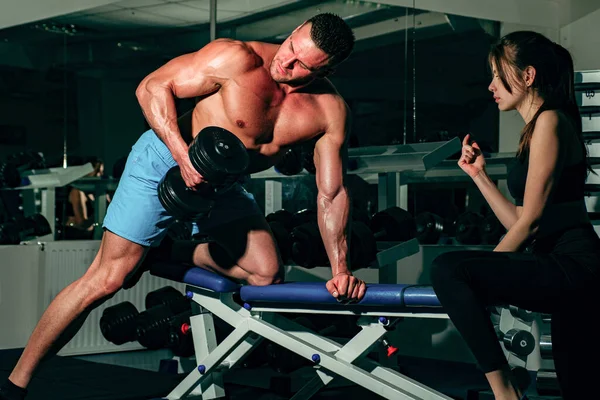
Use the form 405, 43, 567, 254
219, 81, 324, 147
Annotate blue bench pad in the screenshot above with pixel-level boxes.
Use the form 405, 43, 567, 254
149, 262, 240, 293
240, 282, 441, 308
151, 264, 441, 308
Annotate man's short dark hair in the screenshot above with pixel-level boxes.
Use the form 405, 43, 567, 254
306, 13, 355, 66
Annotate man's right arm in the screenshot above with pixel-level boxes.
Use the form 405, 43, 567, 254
135, 39, 254, 186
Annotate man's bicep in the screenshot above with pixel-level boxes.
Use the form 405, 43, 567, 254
314, 134, 345, 198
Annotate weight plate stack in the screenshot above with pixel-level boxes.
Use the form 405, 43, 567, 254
158, 167, 215, 219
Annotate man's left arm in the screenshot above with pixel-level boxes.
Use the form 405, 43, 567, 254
314, 101, 366, 302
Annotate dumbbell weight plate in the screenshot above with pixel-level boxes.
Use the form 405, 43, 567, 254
188, 126, 249, 184
136, 303, 179, 350
158, 166, 216, 219
502, 329, 535, 356
370, 207, 416, 242
100, 301, 140, 345
415, 212, 444, 244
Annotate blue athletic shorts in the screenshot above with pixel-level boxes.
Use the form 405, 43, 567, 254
103, 129, 262, 247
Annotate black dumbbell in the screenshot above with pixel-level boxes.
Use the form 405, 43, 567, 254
274, 146, 304, 176
495, 326, 535, 356
100, 301, 140, 345
136, 287, 193, 350
454, 211, 484, 244
415, 212, 445, 244
369, 207, 416, 242
136, 304, 192, 350
158, 126, 249, 220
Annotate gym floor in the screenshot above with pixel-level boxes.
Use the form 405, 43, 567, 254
0, 348, 561, 400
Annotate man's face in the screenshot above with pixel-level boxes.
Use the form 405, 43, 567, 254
270, 23, 331, 84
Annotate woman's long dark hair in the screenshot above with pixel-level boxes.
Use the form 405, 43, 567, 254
489, 31, 590, 172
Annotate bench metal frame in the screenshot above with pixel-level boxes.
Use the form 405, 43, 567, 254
163, 284, 452, 400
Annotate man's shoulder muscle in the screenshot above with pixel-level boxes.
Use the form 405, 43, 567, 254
197, 39, 263, 75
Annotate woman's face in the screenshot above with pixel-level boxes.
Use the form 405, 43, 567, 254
488, 59, 528, 112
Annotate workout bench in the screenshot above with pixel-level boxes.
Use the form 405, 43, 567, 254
150, 261, 452, 400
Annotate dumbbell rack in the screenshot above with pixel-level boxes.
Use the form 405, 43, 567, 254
1, 163, 94, 241
577, 70, 600, 236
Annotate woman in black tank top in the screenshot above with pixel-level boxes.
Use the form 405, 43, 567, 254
430, 31, 600, 400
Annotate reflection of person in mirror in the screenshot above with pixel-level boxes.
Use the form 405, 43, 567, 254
64, 156, 105, 240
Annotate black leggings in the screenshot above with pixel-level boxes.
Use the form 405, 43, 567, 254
430, 225, 600, 399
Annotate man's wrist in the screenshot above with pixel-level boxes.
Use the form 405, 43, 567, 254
172, 148, 189, 165
332, 267, 350, 277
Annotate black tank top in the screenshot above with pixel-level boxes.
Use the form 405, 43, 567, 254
507, 157, 587, 206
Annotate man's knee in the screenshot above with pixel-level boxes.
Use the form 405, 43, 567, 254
79, 272, 123, 305
247, 262, 284, 286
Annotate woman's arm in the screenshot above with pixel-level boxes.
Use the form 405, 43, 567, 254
494, 111, 563, 252
473, 172, 519, 230
460, 135, 519, 230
